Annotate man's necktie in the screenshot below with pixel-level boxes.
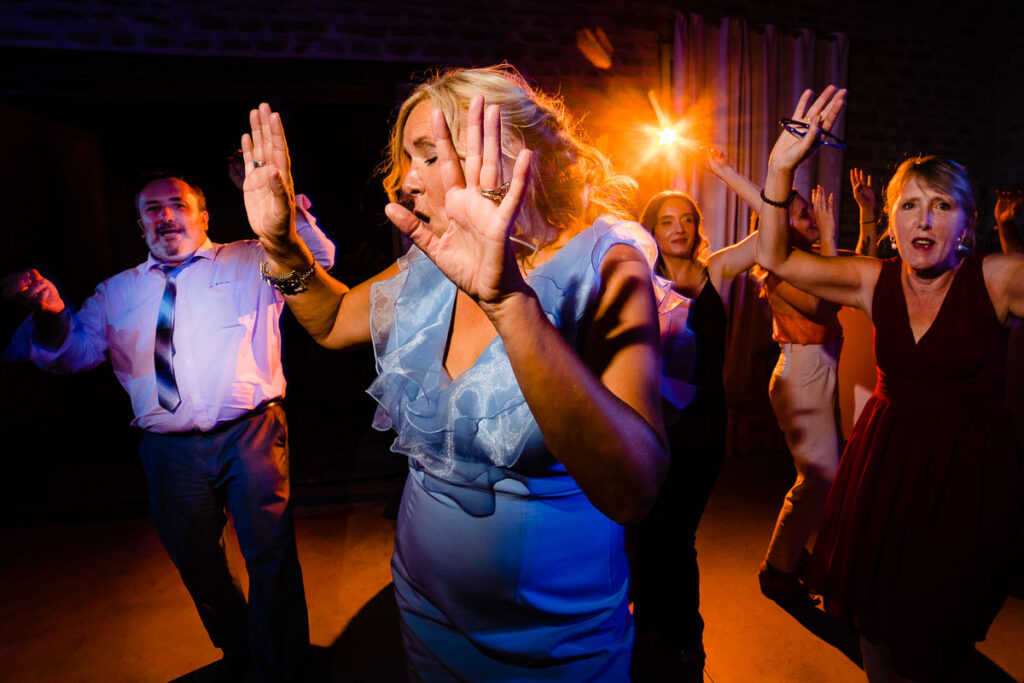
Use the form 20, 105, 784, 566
155, 264, 185, 412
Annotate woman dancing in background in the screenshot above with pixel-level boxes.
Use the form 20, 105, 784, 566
632, 184, 753, 679
757, 85, 1023, 681
240, 65, 674, 680
699, 150, 845, 607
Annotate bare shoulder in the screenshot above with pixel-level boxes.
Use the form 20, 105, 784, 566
982, 252, 1024, 321
599, 242, 649, 271
595, 243, 657, 305
981, 251, 1024, 295
583, 239, 662, 431
982, 251, 1024, 277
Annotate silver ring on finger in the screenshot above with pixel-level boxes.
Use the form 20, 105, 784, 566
253, 160, 266, 168
480, 181, 510, 205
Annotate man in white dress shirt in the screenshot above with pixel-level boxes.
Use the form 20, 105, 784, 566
2, 174, 335, 681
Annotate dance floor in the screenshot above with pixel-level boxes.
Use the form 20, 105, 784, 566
2, 451, 1022, 682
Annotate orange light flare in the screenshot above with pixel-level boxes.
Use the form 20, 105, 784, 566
566, 80, 715, 193
657, 126, 680, 147
637, 89, 707, 169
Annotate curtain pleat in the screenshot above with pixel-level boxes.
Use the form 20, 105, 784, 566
671, 13, 849, 249
671, 13, 850, 458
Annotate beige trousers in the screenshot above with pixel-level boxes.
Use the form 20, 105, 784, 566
765, 339, 842, 573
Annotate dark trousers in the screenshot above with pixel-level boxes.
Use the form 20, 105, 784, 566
139, 403, 309, 682
632, 407, 726, 651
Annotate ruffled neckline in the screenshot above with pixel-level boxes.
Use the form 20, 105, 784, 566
367, 216, 686, 484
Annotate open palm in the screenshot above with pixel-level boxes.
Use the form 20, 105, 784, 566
241, 103, 296, 245
385, 97, 533, 303
850, 168, 877, 214
769, 86, 846, 172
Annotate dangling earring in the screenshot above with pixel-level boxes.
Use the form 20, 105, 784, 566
888, 233, 897, 248
955, 232, 971, 255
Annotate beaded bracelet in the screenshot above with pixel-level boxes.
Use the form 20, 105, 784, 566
759, 187, 797, 208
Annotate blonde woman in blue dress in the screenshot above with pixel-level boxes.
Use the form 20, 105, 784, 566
239, 65, 677, 680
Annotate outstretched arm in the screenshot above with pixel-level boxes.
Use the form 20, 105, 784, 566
388, 97, 668, 523
704, 231, 757, 296
2, 269, 69, 349
2, 270, 110, 373
706, 146, 764, 210
701, 148, 765, 293
755, 87, 879, 314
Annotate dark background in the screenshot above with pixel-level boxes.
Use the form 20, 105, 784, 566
1, 0, 1021, 523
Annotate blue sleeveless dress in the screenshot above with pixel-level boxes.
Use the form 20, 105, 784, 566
367, 217, 678, 681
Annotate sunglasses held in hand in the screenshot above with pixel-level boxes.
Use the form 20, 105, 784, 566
779, 118, 848, 150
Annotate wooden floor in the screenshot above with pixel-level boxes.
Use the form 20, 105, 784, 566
2, 452, 1022, 683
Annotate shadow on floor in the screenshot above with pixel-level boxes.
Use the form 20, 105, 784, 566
968, 653, 1020, 682
778, 599, 862, 668
170, 584, 407, 683
311, 583, 408, 682
777, 599, 1019, 683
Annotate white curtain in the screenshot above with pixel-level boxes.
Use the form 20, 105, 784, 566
670, 13, 849, 251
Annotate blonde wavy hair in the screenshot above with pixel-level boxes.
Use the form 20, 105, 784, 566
380, 64, 637, 254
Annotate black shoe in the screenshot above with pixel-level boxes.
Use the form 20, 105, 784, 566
633, 630, 705, 683
759, 561, 820, 608
795, 546, 813, 580
678, 644, 707, 683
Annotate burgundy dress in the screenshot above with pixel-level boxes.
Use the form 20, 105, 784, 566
808, 256, 1020, 679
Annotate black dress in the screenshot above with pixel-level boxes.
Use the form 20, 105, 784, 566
633, 280, 728, 652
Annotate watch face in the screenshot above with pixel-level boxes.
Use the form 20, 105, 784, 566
275, 276, 309, 295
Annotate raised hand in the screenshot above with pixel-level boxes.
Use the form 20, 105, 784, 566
1, 269, 65, 315
768, 86, 847, 172
995, 189, 1024, 227
704, 146, 734, 179
811, 185, 837, 254
241, 103, 296, 247
384, 96, 533, 305
850, 168, 878, 216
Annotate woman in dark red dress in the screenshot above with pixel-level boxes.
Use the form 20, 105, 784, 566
755, 87, 1024, 682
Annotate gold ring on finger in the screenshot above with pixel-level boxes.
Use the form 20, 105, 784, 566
480, 182, 510, 205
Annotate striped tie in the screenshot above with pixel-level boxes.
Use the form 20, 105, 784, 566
155, 263, 185, 412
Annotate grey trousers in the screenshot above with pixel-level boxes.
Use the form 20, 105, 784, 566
139, 403, 309, 682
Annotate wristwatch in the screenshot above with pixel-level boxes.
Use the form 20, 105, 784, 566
260, 259, 316, 295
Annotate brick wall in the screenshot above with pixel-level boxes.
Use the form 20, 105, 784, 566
0, 1, 663, 84
994, 5, 1024, 187
2, 0, 1018, 237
